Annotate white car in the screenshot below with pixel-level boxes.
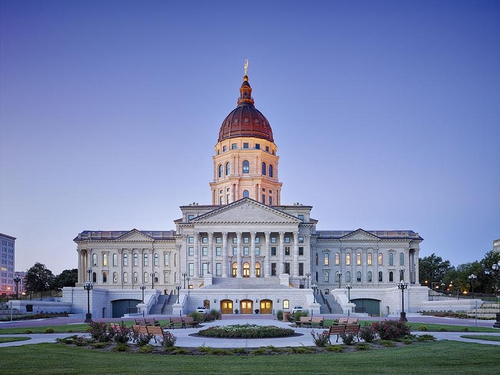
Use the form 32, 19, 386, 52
196, 307, 209, 314
292, 306, 303, 313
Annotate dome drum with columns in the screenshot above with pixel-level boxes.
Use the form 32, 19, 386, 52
69, 63, 433, 319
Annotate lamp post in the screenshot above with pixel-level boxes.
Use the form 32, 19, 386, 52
397, 281, 408, 322
491, 262, 500, 328
468, 274, 477, 298
337, 271, 342, 289
150, 272, 156, 289
346, 283, 352, 316
182, 272, 187, 289
140, 284, 146, 303
84, 268, 93, 323
13, 275, 21, 299
311, 283, 317, 303
176, 284, 181, 303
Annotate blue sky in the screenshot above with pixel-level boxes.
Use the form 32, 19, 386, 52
1, 1, 499, 274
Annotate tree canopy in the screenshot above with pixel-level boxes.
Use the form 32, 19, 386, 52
25, 262, 55, 293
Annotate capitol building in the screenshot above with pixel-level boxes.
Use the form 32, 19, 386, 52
65, 67, 433, 318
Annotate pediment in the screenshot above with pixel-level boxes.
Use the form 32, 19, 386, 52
193, 198, 300, 225
115, 229, 154, 242
340, 229, 379, 241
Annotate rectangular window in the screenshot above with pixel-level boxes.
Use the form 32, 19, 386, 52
271, 247, 277, 256
255, 237, 260, 244
299, 262, 304, 276
216, 247, 222, 256
271, 237, 276, 243
298, 215, 304, 222
202, 247, 208, 256
271, 262, 277, 276
243, 142, 249, 148
255, 143, 260, 149
223, 145, 227, 152
216, 237, 222, 244
243, 237, 249, 244
233, 237, 237, 244
232, 143, 237, 149
233, 247, 237, 256
357, 253, 361, 265
324, 253, 329, 266
284, 262, 290, 274
188, 247, 194, 256
202, 237, 208, 244
266, 146, 269, 152
164, 253, 169, 266
285, 237, 290, 243
269, 196, 272, 205
299, 247, 304, 256
188, 236, 194, 244
216, 263, 222, 276
367, 253, 372, 265
188, 263, 194, 277
255, 247, 260, 256
243, 247, 249, 256
285, 246, 291, 256
188, 215, 194, 221
298, 236, 304, 243
262, 194, 265, 204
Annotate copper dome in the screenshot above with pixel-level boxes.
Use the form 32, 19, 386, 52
218, 75, 274, 143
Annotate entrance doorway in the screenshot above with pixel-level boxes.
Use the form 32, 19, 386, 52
260, 299, 273, 314
220, 299, 233, 314
240, 299, 253, 314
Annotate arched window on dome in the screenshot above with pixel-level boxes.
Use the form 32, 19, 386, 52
269, 164, 274, 177
243, 160, 250, 173
225, 162, 230, 176
218, 164, 223, 178
243, 190, 249, 198
262, 162, 266, 175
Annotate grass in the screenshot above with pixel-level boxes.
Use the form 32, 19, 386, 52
0, 341, 499, 374
405, 322, 498, 333
460, 335, 500, 342
0, 337, 31, 343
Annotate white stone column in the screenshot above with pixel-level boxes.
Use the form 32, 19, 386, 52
194, 232, 199, 278
293, 231, 299, 277
208, 232, 214, 275
250, 232, 256, 278
264, 232, 271, 278
236, 232, 242, 278
222, 232, 228, 277
279, 232, 285, 274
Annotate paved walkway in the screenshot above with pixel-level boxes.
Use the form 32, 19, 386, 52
1, 316, 499, 348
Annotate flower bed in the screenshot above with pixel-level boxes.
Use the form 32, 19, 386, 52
197, 324, 295, 338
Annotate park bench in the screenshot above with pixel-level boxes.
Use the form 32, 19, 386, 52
326, 324, 361, 343
169, 316, 185, 329
183, 316, 199, 328
310, 316, 324, 328
144, 318, 160, 326
146, 326, 170, 343
295, 316, 312, 327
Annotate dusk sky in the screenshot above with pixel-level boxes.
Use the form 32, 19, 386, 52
1, 1, 499, 275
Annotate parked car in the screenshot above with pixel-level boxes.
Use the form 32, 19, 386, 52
292, 306, 303, 313
196, 306, 209, 314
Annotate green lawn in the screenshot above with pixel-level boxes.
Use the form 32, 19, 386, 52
460, 334, 500, 342
0, 341, 499, 374
0, 336, 30, 343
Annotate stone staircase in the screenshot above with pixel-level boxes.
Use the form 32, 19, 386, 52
467, 302, 500, 319
203, 277, 287, 290
320, 293, 343, 314
149, 294, 170, 315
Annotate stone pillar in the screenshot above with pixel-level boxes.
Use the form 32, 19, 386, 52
208, 232, 214, 275
236, 232, 242, 278
194, 232, 199, 278
264, 232, 271, 278
222, 232, 228, 277
293, 231, 299, 277
250, 232, 256, 278
279, 232, 285, 273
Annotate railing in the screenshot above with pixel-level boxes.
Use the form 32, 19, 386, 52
319, 290, 332, 313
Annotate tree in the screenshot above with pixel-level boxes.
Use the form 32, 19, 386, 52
53, 269, 78, 290
25, 262, 55, 293
419, 253, 452, 286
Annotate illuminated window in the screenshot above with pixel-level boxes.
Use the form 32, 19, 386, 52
356, 253, 361, 265
123, 254, 128, 266
133, 254, 138, 266
346, 253, 351, 266
255, 263, 261, 277
335, 252, 340, 265
243, 160, 250, 173
283, 299, 290, 309
378, 253, 383, 265
324, 253, 329, 266
103, 254, 108, 267
92, 253, 97, 267
367, 253, 372, 265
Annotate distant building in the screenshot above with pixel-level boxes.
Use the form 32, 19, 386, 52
494, 238, 500, 254
0, 233, 16, 295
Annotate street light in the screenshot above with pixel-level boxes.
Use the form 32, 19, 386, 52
150, 272, 156, 289
182, 272, 187, 289
491, 262, 500, 328
13, 275, 21, 299
337, 271, 343, 289
84, 268, 93, 323
175, 284, 181, 303
346, 283, 352, 317
311, 283, 317, 303
140, 284, 146, 303
397, 281, 408, 322
468, 274, 477, 298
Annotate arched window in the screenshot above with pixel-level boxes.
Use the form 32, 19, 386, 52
356, 271, 361, 282
103, 271, 107, 283
133, 272, 138, 283
400, 253, 404, 266
144, 272, 149, 283
243, 262, 250, 277
103, 253, 108, 266
389, 271, 394, 282
367, 253, 372, 265
346, 253, 351, 265
164, 253, 169, 266
378, 271, 383, 282
232, 262, 237, 277
123, 253, 128, 266
324, 253, 329, 266
92, 272, 97, 283
123, 272, 128, 283
112, 253, 118, 266
225, 162, 230, 175
269, 164, 273, 177
218, 164, 223, 178
367, 271, 373, 282
113, 272, 117, 283
243, 190, 249, 198
400, 269, 405, 281
262, 162, 266, 175
378, 253, 383, 265
92, 253, 97, 267
283, 299, 290, 309
242, 160, 250, 173
144, 253, 149, 266
356, 253, 361, 265
346, 271, 351, 283
255, 262, 261, 277
154, 253, 159, 266
133, 253, 138, 266
389, 253, 394, 266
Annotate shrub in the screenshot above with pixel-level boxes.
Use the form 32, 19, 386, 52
24, 330, 33, 334
311, 329, 330, 347
209, 309, 221, 320
138, 344, 154, 353
91, 342, 109, 349
417, 334, 436, 342
198, 324, 294, 338
340, 332, 357, 345
109, 322, 132, 344
293, 310, 308, 322
189, 311, 204, 322
325, 345, 344, 353
381, 340, 396, 347
136, 333, 153, 346
112, 343, 129, 352
160, 331, 177, 347
45, 327, 54, 334
372, 320, 411, 340
359, 324, 377, 343
276, 310, 283, 321
88, 322, 109, 342
438, 327, 447, 332
354, 343, 371, 351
